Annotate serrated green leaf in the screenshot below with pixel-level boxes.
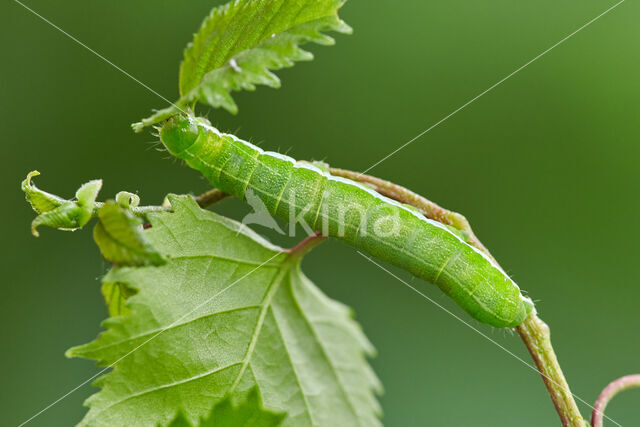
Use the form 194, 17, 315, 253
134, 0, 351, 131
93, 201, 166, 266
168, 388, 285, 427
69, 195, 381, 426
179, 0, 351, 107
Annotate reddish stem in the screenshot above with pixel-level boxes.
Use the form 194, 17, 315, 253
286, 232, 326, 258
592, 374, 640, 427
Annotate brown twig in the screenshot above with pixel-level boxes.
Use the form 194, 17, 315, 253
327, 167, 496, 263
286, 232, 327, 258
195, 188, 229, 208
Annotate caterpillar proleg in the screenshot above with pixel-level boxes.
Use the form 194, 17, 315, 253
159, 115, 533, 327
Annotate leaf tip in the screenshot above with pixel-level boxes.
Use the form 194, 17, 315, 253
335, 19, 353, 35
76, 179, 103, 208
22, 170, 40, 191
131, 121, 145, 133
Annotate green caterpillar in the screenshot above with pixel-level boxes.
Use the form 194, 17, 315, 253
159, 115, 533, 328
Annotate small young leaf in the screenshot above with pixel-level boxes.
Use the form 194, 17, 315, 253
93, 201, 166, 267
168, 389, 285, 427
68, 195, 381, 426
134, 0, 351, 130
22, 171, 102, 236
76, 180, 103, 208
22, 170, 66, 214
102, 282, 136, 317
115, 191, 140, 209
30, 204, 90, 237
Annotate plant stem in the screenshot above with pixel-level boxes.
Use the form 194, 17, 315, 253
195, 188, 229, 208
517, 313, 588, 426
91, 202, 170, 216
330, 166, 588, 426
89, 188, 228, 219
592, 374, 640, 427
286, 232, 327, 259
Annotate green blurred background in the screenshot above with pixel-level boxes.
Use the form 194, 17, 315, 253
2, 0, 639, 425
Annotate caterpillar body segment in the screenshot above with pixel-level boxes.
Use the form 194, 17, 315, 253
159, 115, 533, 328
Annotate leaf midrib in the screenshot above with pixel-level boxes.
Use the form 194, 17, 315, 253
268, 271, 363, 426
87, 256, 296, 420
87, 363, 242, 422
227, 257, 292, 393
79, 304, 262, 355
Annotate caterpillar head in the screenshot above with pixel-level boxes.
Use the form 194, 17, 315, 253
159, 114, 202, 157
